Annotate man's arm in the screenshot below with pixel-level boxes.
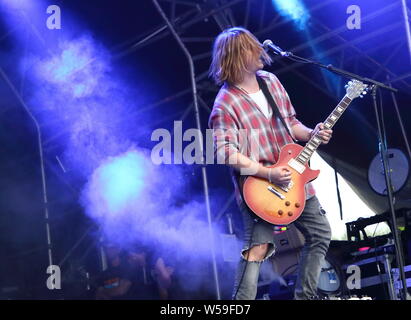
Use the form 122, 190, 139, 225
290, 123, 313, 142
209, 106, 292, 185
227, 152, 291, 185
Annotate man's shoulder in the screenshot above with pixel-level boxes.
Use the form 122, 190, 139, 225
257, 69, 279, 83
211, 86, 240, 114
214, 85, 237, 102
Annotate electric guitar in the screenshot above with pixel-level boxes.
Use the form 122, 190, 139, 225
242, 80, 368, 225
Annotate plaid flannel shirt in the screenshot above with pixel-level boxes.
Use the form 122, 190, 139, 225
208, 70, 316, 206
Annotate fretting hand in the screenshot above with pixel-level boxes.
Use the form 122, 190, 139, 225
311, 123, 332, 144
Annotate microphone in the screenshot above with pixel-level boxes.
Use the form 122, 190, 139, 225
262, 39, 289, 57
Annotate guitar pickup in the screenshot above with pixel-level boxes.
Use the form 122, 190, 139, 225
267, 186, 285, 200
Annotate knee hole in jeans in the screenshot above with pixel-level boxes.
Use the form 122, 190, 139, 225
242, 243, 271, 262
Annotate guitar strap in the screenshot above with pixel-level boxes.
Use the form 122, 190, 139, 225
256, 75, 297, 143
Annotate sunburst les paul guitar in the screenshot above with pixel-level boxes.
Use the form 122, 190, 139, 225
242, 80, 369, 226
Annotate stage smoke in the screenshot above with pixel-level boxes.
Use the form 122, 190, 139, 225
81, 147, 228, 295
3, 0, 235, 297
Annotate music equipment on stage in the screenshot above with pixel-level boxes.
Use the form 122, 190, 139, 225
268, 226, 345, 299
392, 265, 411, 298
342, 244, 397, 300
345, 208, 411, 256
318, 256, 344, 297
368, 148, 410, 195
346, 214, 391, 244
262, 254, 346, 300
242, 80, 368, 225
271, 224, 305, 277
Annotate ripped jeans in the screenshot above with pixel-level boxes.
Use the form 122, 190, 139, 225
232, 196, 331, 300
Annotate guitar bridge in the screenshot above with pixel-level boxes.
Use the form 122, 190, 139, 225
267, 185, 285, 200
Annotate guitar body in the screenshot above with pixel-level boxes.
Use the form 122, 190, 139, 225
242, 143, 320, 225
242, 80, 368, 225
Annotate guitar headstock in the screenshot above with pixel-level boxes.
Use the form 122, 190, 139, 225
345, 79, 368, 99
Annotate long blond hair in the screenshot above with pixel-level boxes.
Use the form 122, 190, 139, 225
209, 27, 272, 86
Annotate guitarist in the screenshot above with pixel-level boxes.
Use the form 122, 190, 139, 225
208, 27, 333, 300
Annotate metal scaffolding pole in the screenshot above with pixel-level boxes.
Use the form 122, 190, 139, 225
152, 0, 221, 300
0, 68, 54, 273
401, 0, 411, 63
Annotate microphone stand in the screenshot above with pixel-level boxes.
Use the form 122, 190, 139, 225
272, 50, 408, 300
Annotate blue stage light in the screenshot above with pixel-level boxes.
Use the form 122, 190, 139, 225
271, 0, 310, 29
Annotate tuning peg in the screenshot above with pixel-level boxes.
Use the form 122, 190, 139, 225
362, 91, 367, 95
359, 95, 363, 98
344, 85, 348, 89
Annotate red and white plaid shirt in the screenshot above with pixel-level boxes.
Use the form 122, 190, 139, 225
208, 70, 315, 205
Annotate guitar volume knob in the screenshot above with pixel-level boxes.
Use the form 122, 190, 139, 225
278, 210, 283, 216
285, 201, 290, 206
295, 203, 300, 208
288, 212, 293, 217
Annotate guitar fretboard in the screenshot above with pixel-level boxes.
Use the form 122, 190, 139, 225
295, 95, 352, 165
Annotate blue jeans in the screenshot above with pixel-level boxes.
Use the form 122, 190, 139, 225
232, 196, 331, 300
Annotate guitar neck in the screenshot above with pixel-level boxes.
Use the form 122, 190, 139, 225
295, 95, 353, 164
